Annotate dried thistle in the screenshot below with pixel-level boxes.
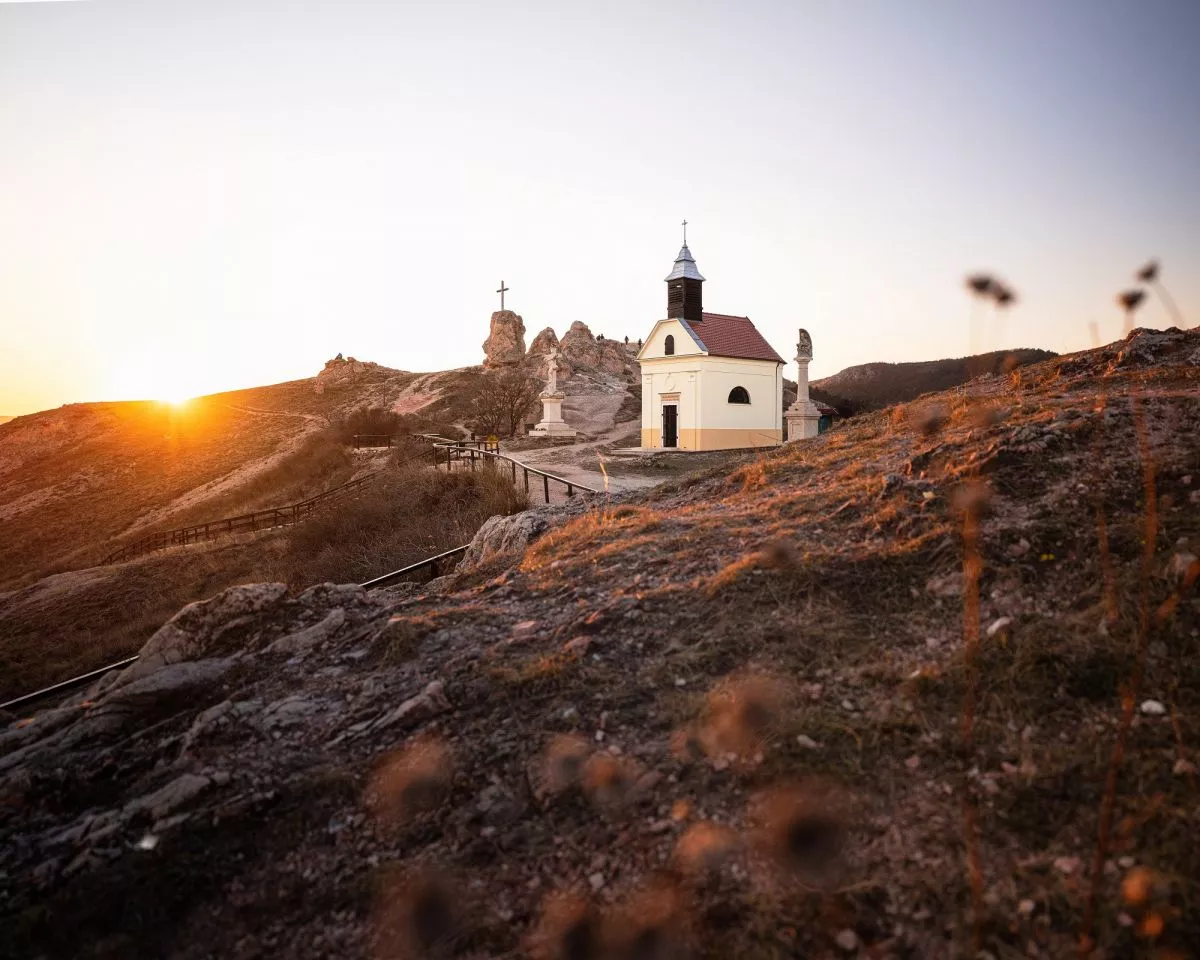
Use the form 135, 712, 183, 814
543, 734, 592, 794
703, 674, 788, 757
965, 274, 996, 298
753, 784, 845, 875
674, 821, 740, 876
1117, 289, 1147, 314
606, 882, 687, 960
368, 736, 452, 823
376, 870, 460, 959
1135, 259, 1159, 283
582, 753, 637, 810
911, 404, 950, 438
530, 892, 600, 960
992, 284, 1016, 308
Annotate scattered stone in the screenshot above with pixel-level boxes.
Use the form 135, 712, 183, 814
835, 929, 859, 951
370, 680, 450, 732
795, 735, 821, 750
1173, 758, 1197, 776
1140, 700, 1167, 716
1053, 856, 1081, 876
1018, 899, 1036, 918
125, 773, 211, 821
985, 616, 1013, 637
587, 871, 605, 892
905, 755, 921, 771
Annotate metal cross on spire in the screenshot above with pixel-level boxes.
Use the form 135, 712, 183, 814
681, 219, 688, 245
496, 280, 510, 311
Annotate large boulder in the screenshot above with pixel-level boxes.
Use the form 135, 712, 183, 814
526, 327, 572, 380
558, 321, 602, 370
483, 310, 527, 367
526, 326, 560, 359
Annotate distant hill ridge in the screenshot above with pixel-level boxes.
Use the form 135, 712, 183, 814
813, 347, 1057, 412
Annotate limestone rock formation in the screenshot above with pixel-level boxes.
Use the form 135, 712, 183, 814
557, 320, 601, 369
314, 355, 385, 393
526, 327, 559, 358
483, 310, 527, 367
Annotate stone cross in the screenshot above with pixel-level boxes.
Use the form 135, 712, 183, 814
496, 280, 509, 311
545, 348, 559, 395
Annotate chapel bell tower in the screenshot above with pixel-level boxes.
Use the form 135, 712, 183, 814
665, 221, 705, 324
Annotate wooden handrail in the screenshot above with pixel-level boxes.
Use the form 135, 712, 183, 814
3, 540, 472, 714
414, 434, 600, 500
101, 469, 384, 565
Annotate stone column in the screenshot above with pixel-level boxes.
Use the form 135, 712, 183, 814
784, 328, 822, 441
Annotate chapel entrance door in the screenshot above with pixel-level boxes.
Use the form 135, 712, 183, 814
662, 404, 678, 448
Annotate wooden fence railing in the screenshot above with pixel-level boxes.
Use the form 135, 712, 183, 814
3, 541, 471, 715
415, 434, 599, 503
101, 470, 383, 565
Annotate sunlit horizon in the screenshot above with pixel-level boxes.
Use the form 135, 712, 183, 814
2, 0, 1197, 418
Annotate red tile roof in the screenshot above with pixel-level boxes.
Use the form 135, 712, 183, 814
689, 312, 785, 363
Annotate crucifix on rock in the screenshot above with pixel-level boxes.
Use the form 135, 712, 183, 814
496, 280, 510, 311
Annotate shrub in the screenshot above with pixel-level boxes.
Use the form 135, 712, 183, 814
274, 460, 528, 586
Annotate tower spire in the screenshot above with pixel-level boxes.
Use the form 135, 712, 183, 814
665, 224, 705, 323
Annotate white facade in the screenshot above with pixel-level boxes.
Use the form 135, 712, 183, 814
637, 318, 783, 451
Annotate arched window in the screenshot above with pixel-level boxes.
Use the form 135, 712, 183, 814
664, 334, 675, 356
728, 386, 750, 404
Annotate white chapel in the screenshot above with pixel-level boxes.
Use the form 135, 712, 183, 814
637, 234, 818, 451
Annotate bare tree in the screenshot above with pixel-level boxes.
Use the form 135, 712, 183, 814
470, 370, 542, 437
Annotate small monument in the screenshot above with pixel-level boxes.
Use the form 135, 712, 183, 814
528, 348, 577, 438
784, 328, 822, 440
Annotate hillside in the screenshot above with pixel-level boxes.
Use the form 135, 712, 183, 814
813, 348, 1057, 412
0, 366, 427, 589
1, 327, 1196, 958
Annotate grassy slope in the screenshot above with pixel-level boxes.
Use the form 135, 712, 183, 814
0, 460, 526, 702
0, 371, 427, 589
813, 348, 1057, 411
365, 331, 1195, 957
0, 332, 1196, 957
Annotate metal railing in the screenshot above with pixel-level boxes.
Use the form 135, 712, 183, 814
416, 434, 599, 503
8, 438, 600, 713
100, 471, 384, 565
1, 541, 472, 715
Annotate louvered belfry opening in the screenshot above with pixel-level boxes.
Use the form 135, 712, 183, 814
667, 277, 703, 323
665, 241, 705, 324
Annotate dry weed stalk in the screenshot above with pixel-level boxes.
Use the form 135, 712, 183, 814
954, 478, 988, 953
1079, 292, 1161, 957
1136, 259, 1187, 328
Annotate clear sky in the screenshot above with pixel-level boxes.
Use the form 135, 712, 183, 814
1, 0, 1197, 415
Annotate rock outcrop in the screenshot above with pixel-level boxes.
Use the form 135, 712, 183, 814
482, 310, 527, 367
556, 321, 631, 376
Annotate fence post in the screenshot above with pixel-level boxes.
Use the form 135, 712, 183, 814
470, 450, 475, 472
524, 468, 529, 495
567, 483, 574, 498
511, 460, 516, 483
543, 474, 550, 504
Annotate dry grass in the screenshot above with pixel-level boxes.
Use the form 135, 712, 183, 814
0, 461, 527, 702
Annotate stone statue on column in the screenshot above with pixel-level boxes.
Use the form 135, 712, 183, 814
785, 327, 822, 441
530, 347, 577, 438
543, 349, 559, 396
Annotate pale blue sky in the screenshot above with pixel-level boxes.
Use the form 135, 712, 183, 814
1, 0, 1196, 413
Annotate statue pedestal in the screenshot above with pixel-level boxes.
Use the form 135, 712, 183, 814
785, 401, 821, 441
529, 393, 577, 437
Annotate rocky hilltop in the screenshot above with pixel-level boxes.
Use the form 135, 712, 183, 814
2, 327, 1197, 958
813, 348, 1057, 412
485, 314, 637, 381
